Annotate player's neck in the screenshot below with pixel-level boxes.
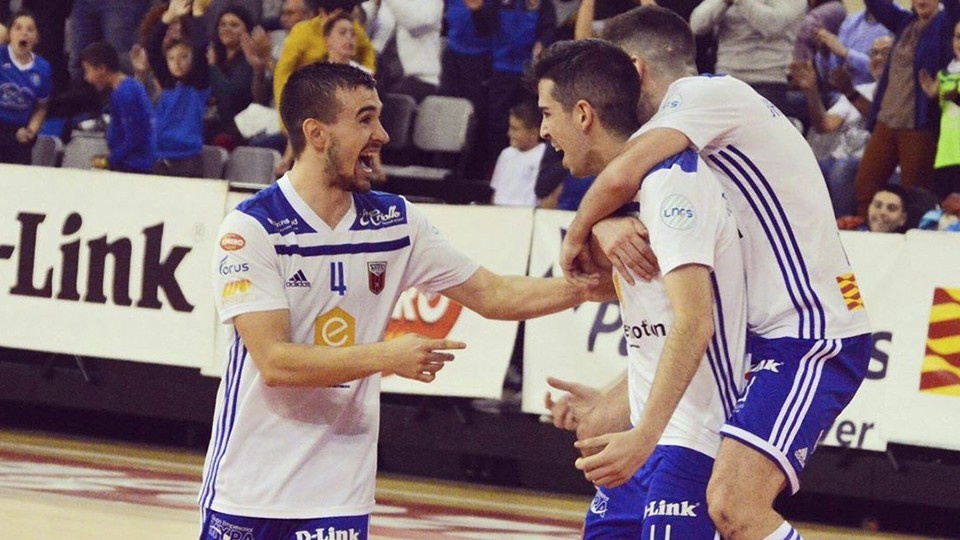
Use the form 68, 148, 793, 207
585, 132, 628, 176
288, 158, 353, 228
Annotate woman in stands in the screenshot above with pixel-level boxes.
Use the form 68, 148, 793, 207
0, 10, 51, 165
146, 0, 211, 178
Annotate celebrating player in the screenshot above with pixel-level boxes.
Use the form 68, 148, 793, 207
198, 62, 606, 540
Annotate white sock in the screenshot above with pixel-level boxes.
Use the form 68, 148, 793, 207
763, 521, 802, 540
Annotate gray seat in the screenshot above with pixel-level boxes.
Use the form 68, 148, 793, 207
202, 145, 229, 179
382, 96, 475, 182
61, 135, 110, 170
380, 93, 417, 150
224, 146, 282, 185
31, 134, 63, 167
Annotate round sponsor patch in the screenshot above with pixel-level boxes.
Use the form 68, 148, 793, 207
659, 194, 696, 230
219, 232, 246, 251
660, 94, 682, 113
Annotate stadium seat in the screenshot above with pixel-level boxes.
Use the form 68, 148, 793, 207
379, 93, 417, 150
31, 134, 63, 167
382, 96, 475, 183
201, 145, 229, 179
224, 146, 282, 184
61, 135, 109, 170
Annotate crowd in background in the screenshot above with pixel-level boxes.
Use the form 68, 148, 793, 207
0, 0, 958, 232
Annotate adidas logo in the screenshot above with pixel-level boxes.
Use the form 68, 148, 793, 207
794, 447, 808, 467
286, 269, 311, 288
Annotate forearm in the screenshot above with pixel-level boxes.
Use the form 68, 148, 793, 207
475, 276, 585, 320
804, 89, 830, 133
737, 0, 806, 37
574, 0, 595, 40
253, 340, 389, 387
26, 102, 47, 134
251, 65, 268, 105
578, 374, 631, 439
689, 0, 726, 35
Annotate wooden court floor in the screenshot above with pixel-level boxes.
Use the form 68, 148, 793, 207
0, 429, 943, 540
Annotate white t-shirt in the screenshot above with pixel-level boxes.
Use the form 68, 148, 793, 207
807, 81, 877, 160
199, 175, 478, 518
638, 75, 870, 340
490, 143, 546, 207
617, 150, 748, 458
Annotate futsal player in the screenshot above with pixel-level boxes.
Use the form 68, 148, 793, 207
199, 62, 606, 540
562, 8, 873, 540
532, 39, 748, 539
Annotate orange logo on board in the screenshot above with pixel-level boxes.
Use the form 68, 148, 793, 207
919, 288, 960, 396
386, 288, 462, 340
836, 273, 864, 312
315, 307, 356, 347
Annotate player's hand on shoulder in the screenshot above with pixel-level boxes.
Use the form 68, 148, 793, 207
383, 333, 465, 383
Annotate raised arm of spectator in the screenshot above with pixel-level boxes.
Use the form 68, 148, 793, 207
790, 60, 842, 134
735, 0, 806, 38
384, 0, 442, 37
689, 0, 729, 36
830, 65, 871, 117
242, 26, 271, 104
147, 2, 184, 89
574, 0, 596, 40
535, 0, 556, 49
864, 0, 912, 33
183, 0, 211, 90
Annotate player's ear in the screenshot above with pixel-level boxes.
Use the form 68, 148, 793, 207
302, 118, 326, 151
631, 55, 646, 83
574, 99, 594, 133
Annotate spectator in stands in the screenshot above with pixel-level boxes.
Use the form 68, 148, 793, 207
80, 41, 156, 174
793, 0, 847, 86
815, 1, 893, 88
68, 0, 152, 81
269, 0, 318, 69
364, 0, 442, 103
854, 0, 959, 217
919, 19, 960, 200
147, 0, 212, 178
490, 100, 546, 206
866, 183, 910, 233
272, 0, 377, 174
486, 0, 555, 172
0, 2, 71, 96
440, 0, 496, 178
206, 5, 269, 151
792, 35, 893, 217
323, 12, 369, 71
690, 0, 806, 121
0, 11, 50, 165
132, 3, 189, 103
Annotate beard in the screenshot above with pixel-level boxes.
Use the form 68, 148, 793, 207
324, 139, 370, 193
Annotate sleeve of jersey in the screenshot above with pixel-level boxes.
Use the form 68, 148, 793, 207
641, 166, 720, 277
638, 78, 740, 153
213, 212, 289, 324
401, 203, 480, 294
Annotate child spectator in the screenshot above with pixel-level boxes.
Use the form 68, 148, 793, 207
80, 41, 156, 173
147, 0, 212, 178
323, 12, 369, 71
490, 100, 546, 206
866, 183, 910, 233
0, 11, 51, 165
920, 20, 960, 200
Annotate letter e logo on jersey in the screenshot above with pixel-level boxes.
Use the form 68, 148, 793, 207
315, 307, 355, 347
368, 261, 387, 295
660, 194, 696, 230
220, 233, 246, 251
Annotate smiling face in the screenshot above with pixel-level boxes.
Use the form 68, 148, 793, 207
868, 190, 907, 233
8, 15, 38, 58
537, 79, 593, 177
217, 13, 247, 49
868, 36, 893, 81
321, 86, 390, 192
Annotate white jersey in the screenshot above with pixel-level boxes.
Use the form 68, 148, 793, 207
617, 150, 748, 458
637, 75, 871, 340
199, 175, 478, 518
490, 143, 546, 207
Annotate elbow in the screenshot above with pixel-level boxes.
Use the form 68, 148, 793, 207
252, 347, 294, 387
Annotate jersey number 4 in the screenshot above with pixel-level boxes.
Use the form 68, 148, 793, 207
330, 261, 347, 296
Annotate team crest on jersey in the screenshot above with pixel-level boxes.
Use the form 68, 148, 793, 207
589, 489, 609, 518
660, 93, 682, 113
660, 194, 696, 230
368, 261, 387, 294
30, 73, 41, 87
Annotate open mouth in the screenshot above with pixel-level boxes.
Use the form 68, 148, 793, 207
358, 149, 379, 173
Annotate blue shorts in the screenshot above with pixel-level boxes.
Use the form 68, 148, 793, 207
199, 509, 369, 540
583, 445, 717, 540
721, 334, 871, 494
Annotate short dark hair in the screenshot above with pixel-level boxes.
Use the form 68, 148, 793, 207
8, 10, 39, 37
80, 41, 120, 72
322, 12, 353, 36
526, 39, 640, 138
601, 6, 696, 75
280, 62, 378, 156
213, 5, 255, 69
509, 99, 541, 130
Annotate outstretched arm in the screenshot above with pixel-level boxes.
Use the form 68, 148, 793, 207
561, 127, 690, 280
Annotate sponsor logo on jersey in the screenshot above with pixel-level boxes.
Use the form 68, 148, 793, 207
222, 279, 251, 299
30, 73, 41, 87
836, 273, 865, 312
794, 447, 808, 468
660, 93, 682, 112
386, 288, 462, 341
218, 256, 249, 276
589, 489, 609, 518
749, 358, 782, 375
643, 499, 700, 519
919, 287, 960, 395
266, 216, 300, 235
354, 204, 406, 230
623, 320, 666, 344
208, 514, 255, 540
286, 269, 312, 288
367, 261, 387, 294
659, 194, 696, 230
219, 233, 246, 251
294, 527, 360, 540
315, 307, 355, 347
